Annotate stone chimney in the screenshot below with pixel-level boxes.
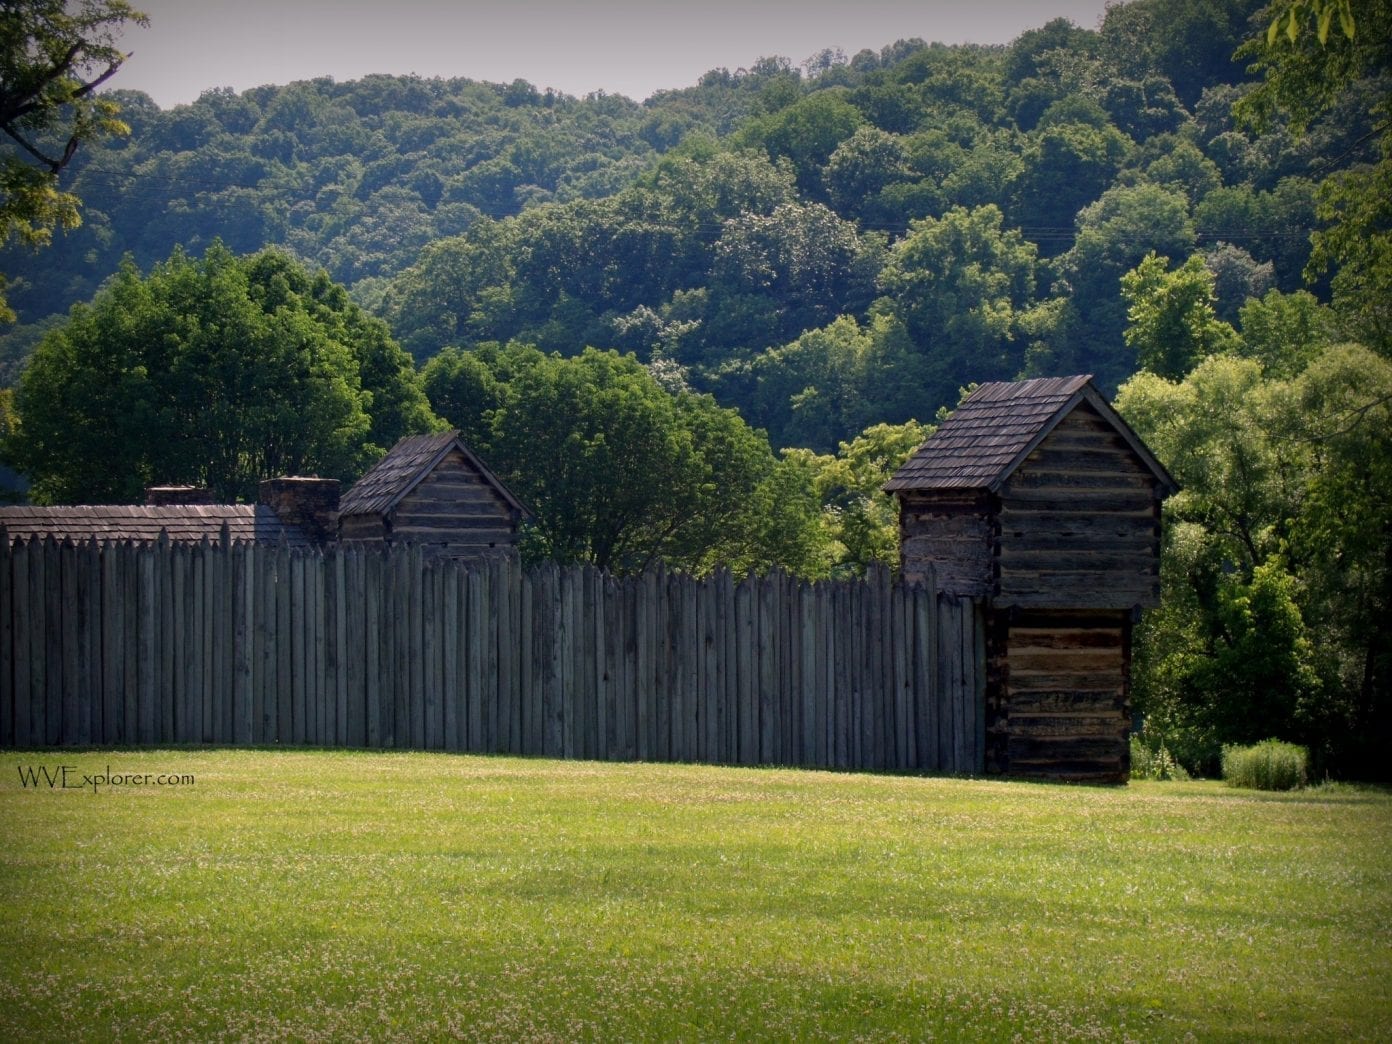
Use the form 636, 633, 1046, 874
258, 476, 341, 546
145, 485, 215, 506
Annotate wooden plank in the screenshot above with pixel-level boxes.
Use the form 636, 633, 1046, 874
153, 539, 172, 745
829, 579, 843, 770
538, 563, 556, 758
363, 551, 382, 748
973, 600, 987, 773
849, 577, 865, 770
506, 558, 524, 755
717, 571, 736, 765
559, 565, 576, 759
326, 551, 342, 746
346, 551, 367, 746
914, 586, 934, 772
778, 572, 793, 766
499, 557, 518, 754
634, 570, 651, 761
585, 565, 601, 760
756, 574, 773, 765
260, 548, 278, 746
35, 539, 54, 745
199, 545, 215, 743
701, 576, 718, 764
82, 541, 103, 745
731, 573, 744, 765
520, 566, 536, 756
49, 541, 72, 745
249, 546, 266, 743
12, 541, 33, 747
421, 561, 438, 750
0, 533, 11, 748
97, 543, 120, 744
600, 573, 618, 760
291, 553, 307, 745
442, 561, 460, 752
432, 563, 448, 750
189, 544, 204, 743
875, 569, 892, 771
669, 573, 686, 762
233, 547, 251, 744
483, 559, 500, 752
275, 547, 292, 745
687, 575, 701, 762
618, 574, 637, 760
382, 549, 400, 747
59, 542, 83, 746
171, 546, 189, 742
0, 534, 13, 746
938, 597, 958, 773
136, 545, 155, 745
587, 572, 605, 760
649, 570, 667, 763
214, 540, 231, 743
890, 583, 907, 771
466, 566, 484, 752
347, 551, 366, 748
405, 549, 422, 749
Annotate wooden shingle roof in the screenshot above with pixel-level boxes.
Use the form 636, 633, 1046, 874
885, 375, 1177, 494
338, 430, 528, 519
0, 504, 314, 546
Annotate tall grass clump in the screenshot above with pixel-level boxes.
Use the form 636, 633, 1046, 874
1129, 733, 1191, 780
1222, 739, 1309, 791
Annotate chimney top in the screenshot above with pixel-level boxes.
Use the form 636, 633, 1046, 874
145, 485, 215, 506
258, 476, 341, 546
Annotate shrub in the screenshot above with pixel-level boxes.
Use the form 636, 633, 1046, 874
1130, 734, 1192, 781
1222, 739, 1309, 791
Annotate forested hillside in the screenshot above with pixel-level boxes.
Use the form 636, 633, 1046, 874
3, 0, 1379, 443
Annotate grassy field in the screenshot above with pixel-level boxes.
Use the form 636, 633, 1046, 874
1, 749, 1389, 1041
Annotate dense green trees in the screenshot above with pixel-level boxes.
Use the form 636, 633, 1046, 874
5, 4, 1376, 459
0, 0, 146, 320
5, 243, 435, 502
1119, 343, 1392, 775
421, 342, 829, 576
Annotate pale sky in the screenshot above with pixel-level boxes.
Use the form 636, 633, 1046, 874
111, 0, 1115, 109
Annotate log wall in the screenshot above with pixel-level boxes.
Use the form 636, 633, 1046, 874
0, 537, 986, 776
898, 492, 993, 597
995, 403, 1163, 610
986, 609, 1131, 783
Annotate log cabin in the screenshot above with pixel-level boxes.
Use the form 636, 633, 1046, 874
885, 375, 1178, 783
336, 430, 528, 560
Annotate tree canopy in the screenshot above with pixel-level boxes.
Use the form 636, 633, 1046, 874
5, 242, 436, 502
0, 0, 146, 320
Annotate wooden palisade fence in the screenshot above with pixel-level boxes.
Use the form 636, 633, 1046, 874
0, 536, 986, 774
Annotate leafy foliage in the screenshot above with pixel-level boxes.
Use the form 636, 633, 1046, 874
5, 242, 435, 502
0, 0, 147, 320
1222, 739, 1310, 790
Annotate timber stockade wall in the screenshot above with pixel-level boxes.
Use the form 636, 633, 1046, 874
0, 537, 987, 775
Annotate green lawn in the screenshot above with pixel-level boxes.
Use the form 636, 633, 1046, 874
1, 750, 1389, 1041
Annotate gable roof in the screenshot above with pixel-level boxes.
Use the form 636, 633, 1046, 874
338, 430, 528, 519
885, 375, 1178, 495
0, 504, 314, 546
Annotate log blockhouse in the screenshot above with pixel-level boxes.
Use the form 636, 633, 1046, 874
336, 431, 528, 560
887, 375, 1177, 782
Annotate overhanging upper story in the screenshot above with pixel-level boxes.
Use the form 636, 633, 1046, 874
885, 375, 1178, 610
